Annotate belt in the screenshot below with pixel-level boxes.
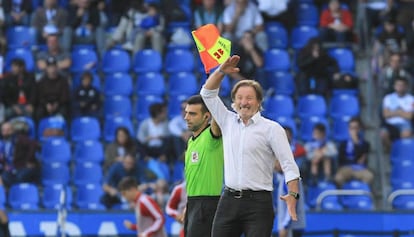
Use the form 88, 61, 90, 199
224, 186, 270, 199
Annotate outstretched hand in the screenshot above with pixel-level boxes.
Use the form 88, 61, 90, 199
279, 194, 298, 221
219, 55, 241, 74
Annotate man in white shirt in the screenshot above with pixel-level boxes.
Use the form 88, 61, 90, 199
200, 55, 300, 237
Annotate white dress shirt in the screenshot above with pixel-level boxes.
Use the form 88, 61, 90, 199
200, 87, 300, 191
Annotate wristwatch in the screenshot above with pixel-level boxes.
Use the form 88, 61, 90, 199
289, 191, 300, 200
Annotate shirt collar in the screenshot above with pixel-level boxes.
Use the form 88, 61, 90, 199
236, 111, 262, 124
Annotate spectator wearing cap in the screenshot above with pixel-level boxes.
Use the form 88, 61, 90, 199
36, 34, 72, 76
35, 56, 70, 121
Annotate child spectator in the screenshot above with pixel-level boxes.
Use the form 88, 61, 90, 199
72, 71, 101, 118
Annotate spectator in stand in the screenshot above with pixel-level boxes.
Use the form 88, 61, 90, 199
165, 181, 186, 237
3, 0, 31, 26
381, 77, 414, 150
1, 120, 40, 187
35, 56, 70, 121
405, 18, 414, 76
107, 0, 130, 26
137, 102, 172, 162
104, 127, 137, 172
1, 59, 36, 120
36, 34, 72, 76
107, 0, 165, 54
284, 126, 307, 178
168, 100, 191, 160
0, 122, 15, 176
372, 16, 406, 71
222, 0, 268, 52
119, 176, 167, 237
72, 71, 101, 118
256, 0, 295, 31
31, 0, 71, 51
319, 0, 354, 43
101, 153, 146, 209
67, 0, 105, 56
334, 117, 373, 188
0, 1, 5, 32
305, 123, 338, 185
229, 30, 264, 84
296, 37, 341, 97
365, 0, 398, 33
193, 0, 223, 31
378, 53, 412, 96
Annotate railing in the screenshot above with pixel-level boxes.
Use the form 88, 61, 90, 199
387, 189, 414, 210
315, 189, 373, 210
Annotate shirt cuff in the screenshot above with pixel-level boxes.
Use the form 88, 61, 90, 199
200, 87, 220, 98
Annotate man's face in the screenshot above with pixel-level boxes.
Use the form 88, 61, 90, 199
233, 86, 260, 121
394, 80, 407, 96
184, 104, 208, 133
121, 189, 136, 203
122, 156, 135, 171
1, 123, 13, 139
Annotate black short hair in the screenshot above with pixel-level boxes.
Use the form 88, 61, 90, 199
149, 102, 166, 118
313, 123, 326, 134
186, 95, 208, 113
118, 176, 138, 192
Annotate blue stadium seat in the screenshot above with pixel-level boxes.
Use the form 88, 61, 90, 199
390, 138, 414, 163
200, 72, 231, 97
0, 185, 5, 209
104, 95, 132, 118
273, 116, 297, 137
6, 26, 37, 49
164, 48, 195, 73
103, 116, 134, 142
135, 95, 164, 121
340, 180, 374, 210
329, 47, 355, 73
74, 140, 104, 164
299, 116, 329, 142
306, 181, 342, 210
171, 160, 185, 184
297, 94, 327, 119
133, 49, 163, 74
392, 194, 414, 210
41, 138, 71, 163
71, 71, 102, 91
168, 72, 198, 97
72, 162, 103, 186
265, 22, 288, 49
11, 116, 36, 139
136, 72, 166, 96
290, 26, 319, 50
329, 94, 360, 119
296, 3, 319, 26
168, 95, 188, 119
71, 116, 101, 142
264, 49, 290, 72
75, 184, 106, 210
263, 95, 295, 119
266, 71, 295, 95
104, 72, 133, 96
42, 184, 72, 210
70, 47, 98, 73
391, 159, 414, 187
8, 183, 39, 210
331, 116, 351, 142
101, 48, 131, 74
5, 47, 35, 72
38, 116, 67, 141
332, 88, 358, 97
42, 161, 70, 186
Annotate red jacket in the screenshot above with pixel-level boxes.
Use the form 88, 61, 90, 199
320, 9, 353, 28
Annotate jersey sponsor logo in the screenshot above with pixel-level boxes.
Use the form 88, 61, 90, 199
191, 151, 199, 163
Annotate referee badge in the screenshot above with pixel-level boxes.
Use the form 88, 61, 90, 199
191, 151, 199, 163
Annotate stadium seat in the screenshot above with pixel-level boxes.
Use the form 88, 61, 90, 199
72, 162, 103, 186
168, 72, 198, 96
200, 72, 231, 97
296, 3, 319, 26
299, 116, 329, 142
101, 48, 131, 74
329, 94, 360, 119
75, 183, 106, 210
390, 138, 414, 163
171, 160, 185, 184
5, 47, 35, 72
104, 95, 132, 119
70, 116, 101, 142
329, 47, 355, 73
263, 95, 295, 119
41, 161, 70, 186
136, 72, 166, 96
297, 94, 327, 119
168, 95, 188, 119
135, 95, 164, 121
6, 26, 37, 49
266, 71, 295, 95
70, 47, 98, 73
133, 49, 163, 74
41, 138, 71, 163
104, 72, 133, 96
164, 48, 195, 73
42, 184, 72, 210
273, 116, 297, 137
391, 159, 414, 187
290, 26, 319, 50
392, 194, 414, 210
74, 140, 104, 164
265, 22, 288, 49
264, 49, 290, 72
306, 181, 342, 210
8, 183, 39, 210
340, 180, 374, 210
0, 186, 5, 209
331, 116, 351, 142
38, 116, 68, 141
103, 116, 134, 142
71, 71, 102, 91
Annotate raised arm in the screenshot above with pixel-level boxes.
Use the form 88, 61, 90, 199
210, 119, 222, 137
203, 55, 241, 90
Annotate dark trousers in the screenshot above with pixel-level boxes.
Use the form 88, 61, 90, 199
212, 188, 274, 237
184, 196, 220, 237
